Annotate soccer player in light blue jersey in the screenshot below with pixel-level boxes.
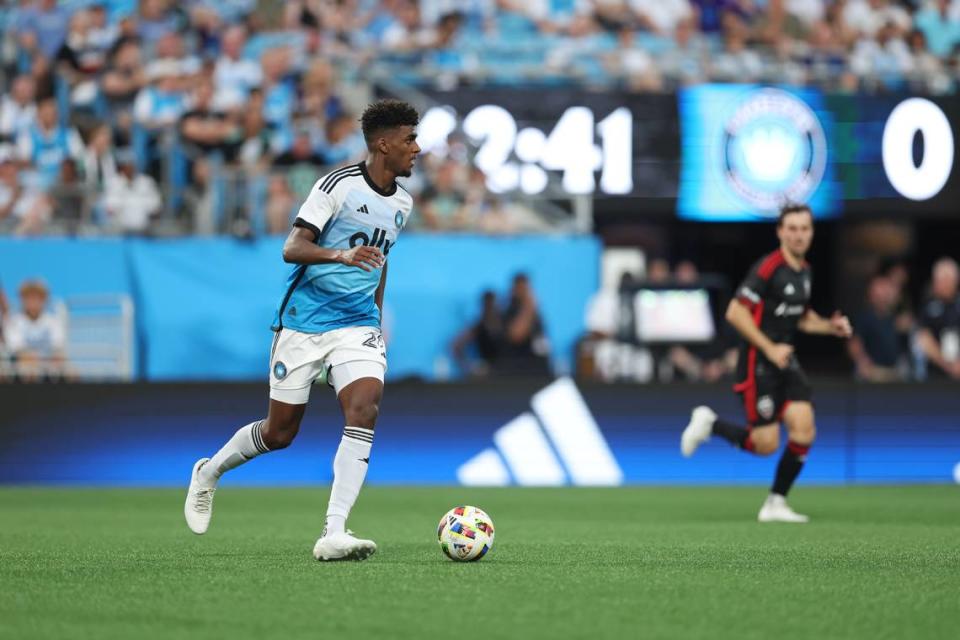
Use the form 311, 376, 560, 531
185, 100, 420, 560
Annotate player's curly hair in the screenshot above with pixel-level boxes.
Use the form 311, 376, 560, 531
778, 202, 812, 226
360, 99, 419, 147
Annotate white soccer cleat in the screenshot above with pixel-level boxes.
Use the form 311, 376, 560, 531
184, 458, 216, 535
681, 406, 716, 458
313, 530, 377, 561
758, 494, 809, 523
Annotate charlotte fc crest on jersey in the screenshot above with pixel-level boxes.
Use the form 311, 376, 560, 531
395, 210, 404, 229
273, 361, 287, 380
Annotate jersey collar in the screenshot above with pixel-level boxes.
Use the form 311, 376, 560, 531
358, 161, 397, 197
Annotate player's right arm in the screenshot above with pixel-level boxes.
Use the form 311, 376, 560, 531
726, 257, 793, 369
281, 178, 384, 271
725, 299, 792, 369
916, 327, 960, 378
282, 227, 383, 271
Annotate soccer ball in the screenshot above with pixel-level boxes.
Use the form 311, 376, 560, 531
437, 505, 495, 562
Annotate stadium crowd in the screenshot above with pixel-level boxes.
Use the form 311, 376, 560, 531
1, 1, 960, 235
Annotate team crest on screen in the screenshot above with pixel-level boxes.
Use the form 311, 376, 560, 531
757, 395, 775, 420
721, 88, 827, 214
273, 361, 287, 380
395, 210, 404, 229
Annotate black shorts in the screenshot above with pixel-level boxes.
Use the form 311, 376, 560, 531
734, 355, 812, 426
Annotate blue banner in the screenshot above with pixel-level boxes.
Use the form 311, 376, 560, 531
0, 235, 601, 380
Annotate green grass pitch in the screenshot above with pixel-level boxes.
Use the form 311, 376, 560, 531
1, 486, 958, 640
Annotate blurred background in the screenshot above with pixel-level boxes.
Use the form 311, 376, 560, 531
0, 0, 958, 486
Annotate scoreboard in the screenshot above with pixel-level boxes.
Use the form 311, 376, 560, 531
415, 86, 959, 221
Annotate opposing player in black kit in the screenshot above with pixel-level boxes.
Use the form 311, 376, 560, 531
680, 204, 852, 523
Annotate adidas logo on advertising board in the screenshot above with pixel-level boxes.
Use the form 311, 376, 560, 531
457, 378, 623, 486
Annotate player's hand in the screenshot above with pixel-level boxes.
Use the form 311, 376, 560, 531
830, 311, 853, 338
764, 343, 794, 370
336, 246, 384, 272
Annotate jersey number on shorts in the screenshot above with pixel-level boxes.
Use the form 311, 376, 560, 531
362, 331, 386, 357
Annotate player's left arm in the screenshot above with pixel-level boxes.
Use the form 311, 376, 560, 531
374, 260, 388, 317
798, 308, 852, 338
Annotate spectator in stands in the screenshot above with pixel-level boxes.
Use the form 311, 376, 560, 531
81, 123, 118, 192
179, 78, 241, 159
16, 96, 84, 189
0, 75, 37, 144
525, 0, 595, 35
103, 150, 162, 234
645, 257, 672, 283
275, 126, 327, 199
4, 278, 67, 382
786, 0, 827, 27
843, 0, 911, 39
917, 257, 960, 379
153, 31, 202, 90
593, 0, 636, 32
451, 289, 505, 377
87, 3, 118, 55
710, 14, 764, 81
381, 0, 428, 53
321, 113, 366, 166
264, 174, 297, 235
133, 59, 187, 176
501, 273, 551, 376
236, 88, 271, 169
55, 7, 110, 112
904, 29, 951, 93
134, 60, 188, 132
849, 19, 912, 88
259, 47, 296, 132
659, 16, 710, 85
914, 0, 960, 58
137, 0, 181, 47
632, 0, 694, 36
611, 27, 664, 91
299, 60, 345, 125
0, 148, 51, 236
419, 159, 470, 230
848, 274, 905, 382
49, 158, 88, 233
213, 25, 261, 110
879, 258, 915, 337
100, 39, 147, 144
16, 0, 72, 62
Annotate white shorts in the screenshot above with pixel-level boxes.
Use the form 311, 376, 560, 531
268, 326, 386, 404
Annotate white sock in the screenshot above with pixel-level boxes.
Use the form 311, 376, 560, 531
324, 426, 374, 535
198, 420, 270, 486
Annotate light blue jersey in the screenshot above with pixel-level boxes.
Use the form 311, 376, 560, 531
272, 162, 413, 334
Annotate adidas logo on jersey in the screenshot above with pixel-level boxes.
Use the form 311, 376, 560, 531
456, 378, 623, 487
784, 283, 796, 295
357, 204, 369, 214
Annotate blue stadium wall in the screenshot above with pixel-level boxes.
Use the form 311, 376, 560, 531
0, 235, 600, 380
1, 381, 957, 486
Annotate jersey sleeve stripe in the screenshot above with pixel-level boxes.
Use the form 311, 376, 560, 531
320, 170, 361, 194
757, 250, 786, 280
318, 164, 361, 192
293, 216, 322, 238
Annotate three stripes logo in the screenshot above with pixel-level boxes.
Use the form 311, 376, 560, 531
357, 204, 369, 214
457, 378, 623, 487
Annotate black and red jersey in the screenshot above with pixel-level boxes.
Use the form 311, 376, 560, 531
733, 249, 812, 382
